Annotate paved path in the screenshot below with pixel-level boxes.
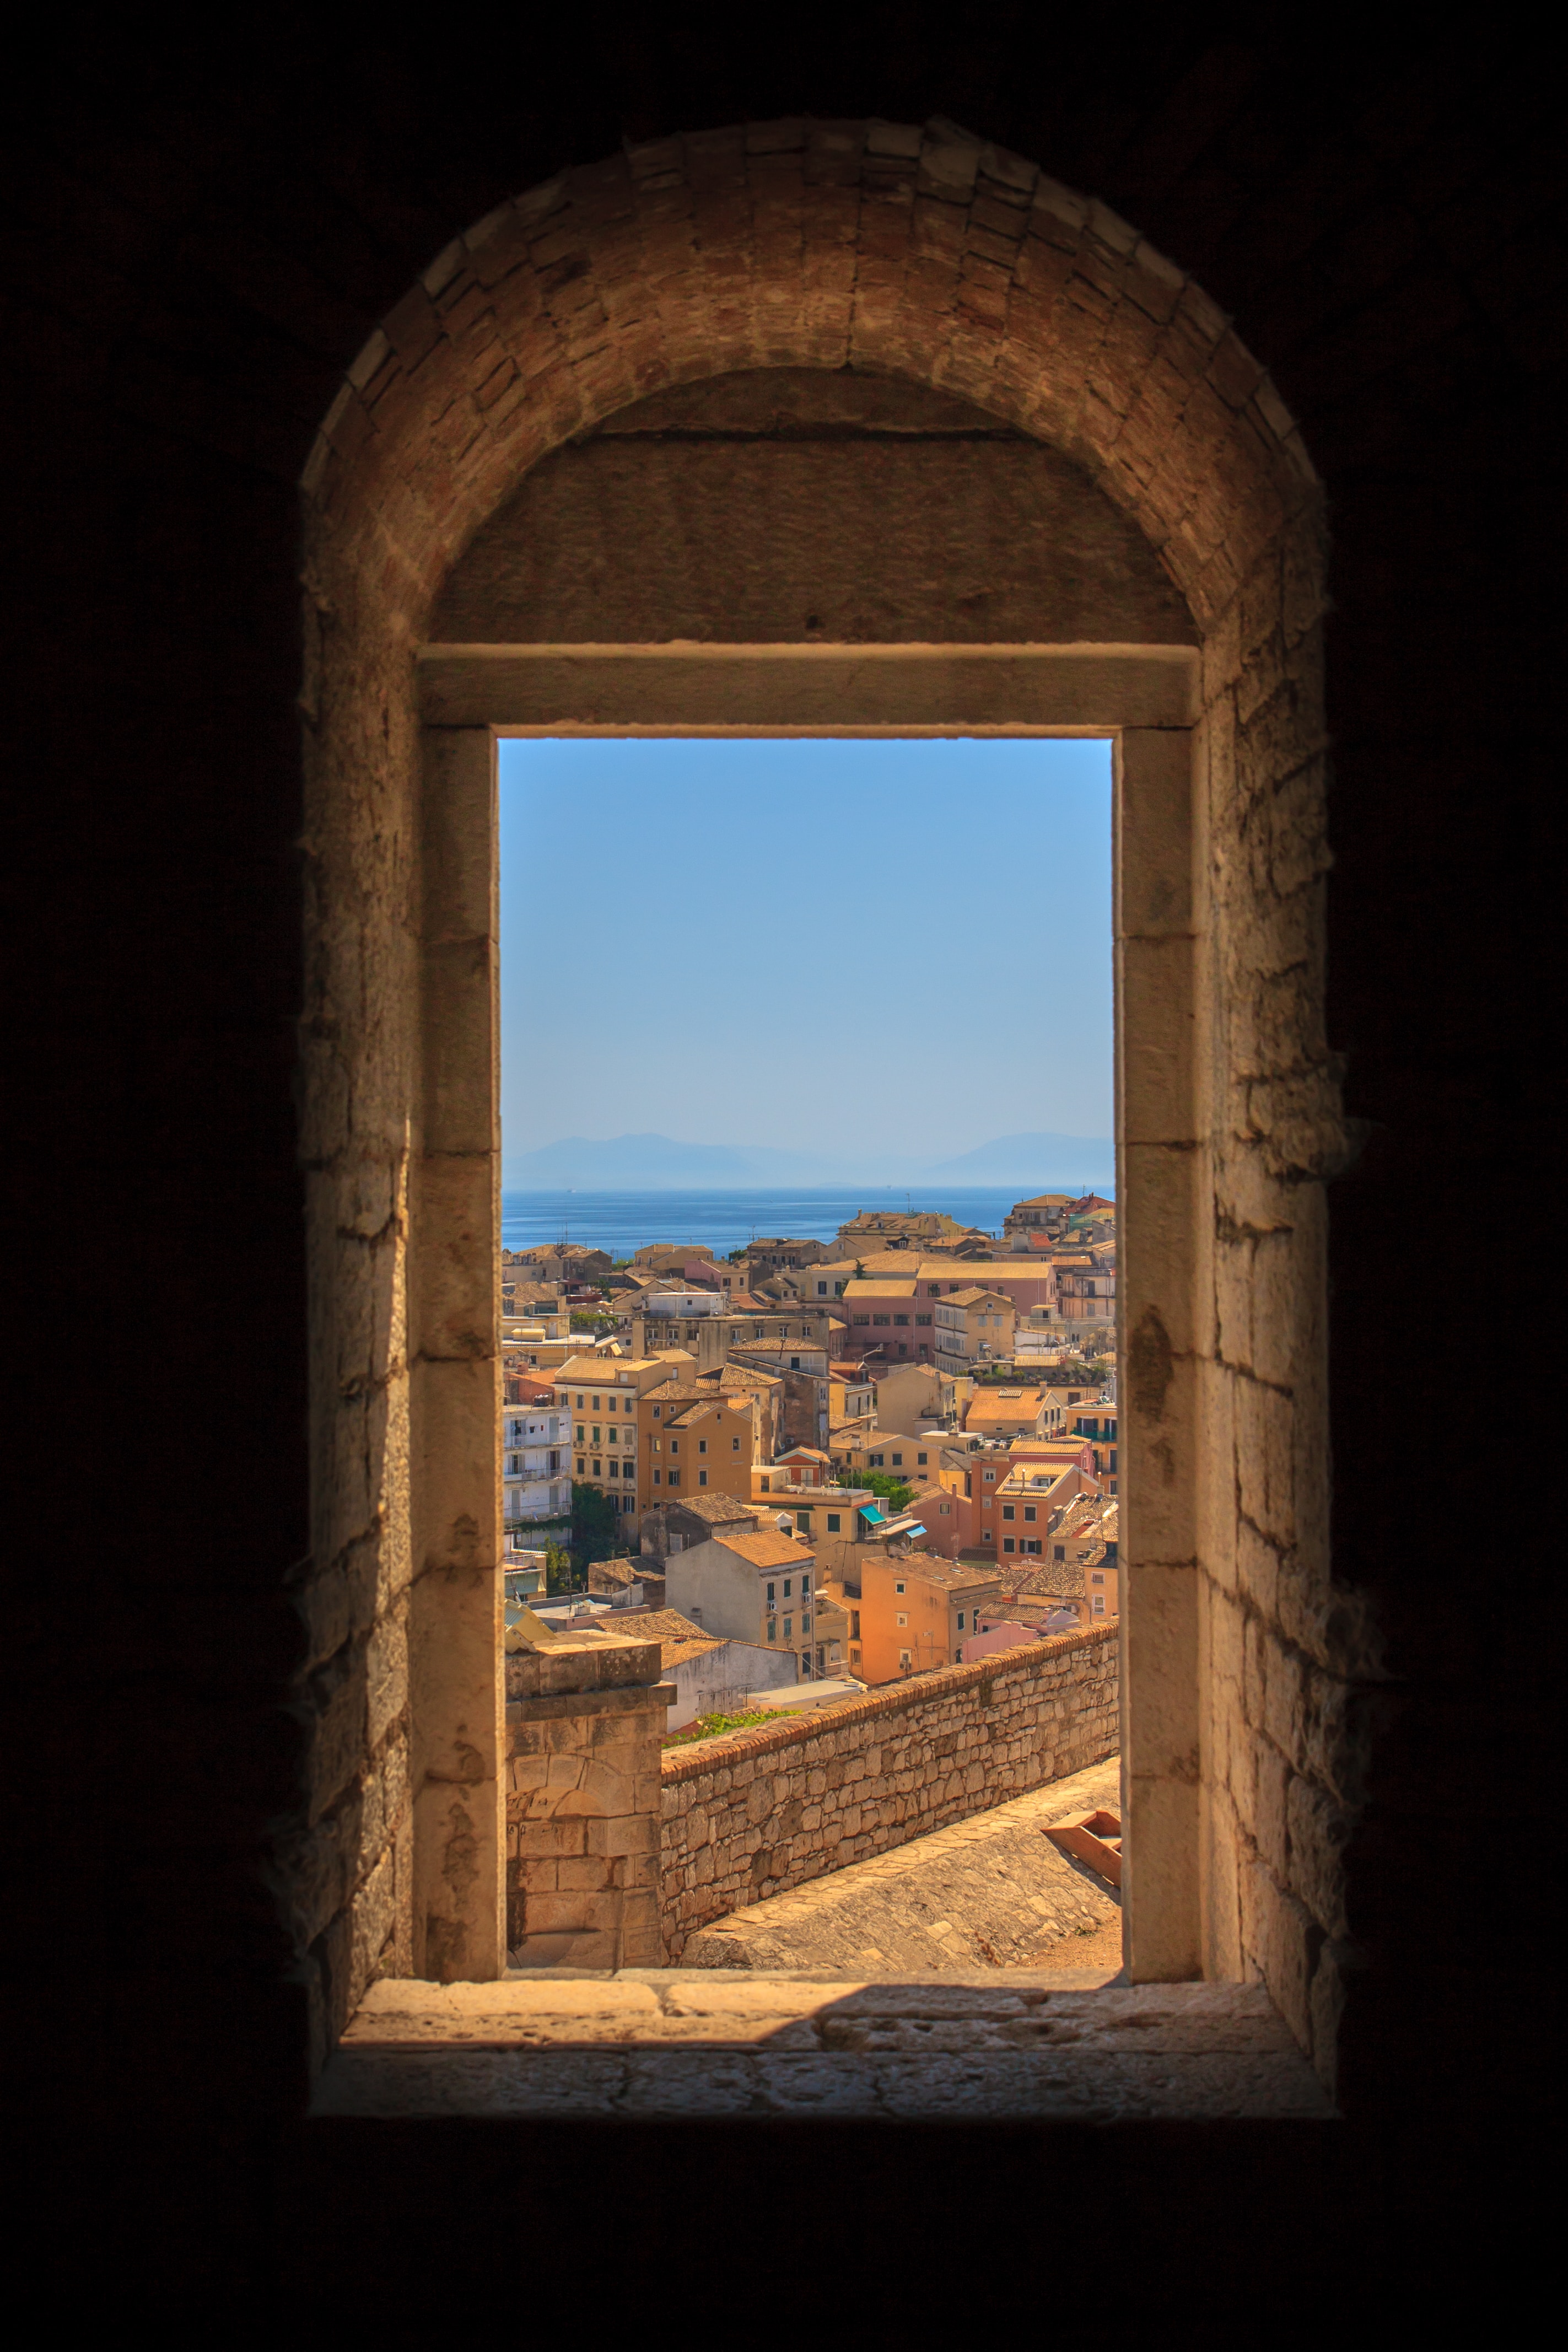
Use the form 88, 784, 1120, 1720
681, 1755, 1124, 1974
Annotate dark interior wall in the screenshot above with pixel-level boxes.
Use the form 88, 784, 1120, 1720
435, 368, 1197, 643
3, 3, 1555, 2320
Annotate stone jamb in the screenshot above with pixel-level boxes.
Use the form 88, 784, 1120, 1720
412, 646, 1196, 1988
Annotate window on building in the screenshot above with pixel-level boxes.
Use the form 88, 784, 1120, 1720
827, 1513, 840, 1532
576, 1456, 585, 1474
894, 1581, 904, 1595
698, 1470, 708, 1486
956, 1612, 966, 1631
896, 1612, 908, 1627
698, 1439, 708, 1454
1002, 1504, 1015, 1521
767, 1619, 777, 1641
1004, 1537, 1016, 1553
1023, 1505, 1036, 1523
783, 1616, 793, 1638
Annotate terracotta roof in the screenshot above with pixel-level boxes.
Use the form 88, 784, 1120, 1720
879, 1552, 1002, 1592
702, 1364, 781, 1392
626, 1608, 728, 1670
939, 1285, 1014, 1307
648, 1492, 757, 1527
721, 1530, 817, 1569
990, 1559, 1085, 1601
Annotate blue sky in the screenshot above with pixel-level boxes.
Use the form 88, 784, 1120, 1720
499, 736, 1112, 1159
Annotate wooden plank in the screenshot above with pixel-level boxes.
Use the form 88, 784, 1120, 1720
1043, 1810, 1124, 1887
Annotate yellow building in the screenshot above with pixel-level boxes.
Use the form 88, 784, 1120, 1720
933, 1286, 1016, 1374
828, 1428, 940, 1487
553, 1354, 683, 1525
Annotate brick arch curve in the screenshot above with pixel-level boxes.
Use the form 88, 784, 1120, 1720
302, 116, 1317, 637
296, 120, 1356, 2075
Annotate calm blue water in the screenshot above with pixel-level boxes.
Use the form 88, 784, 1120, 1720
499, 1187, 1087, 1261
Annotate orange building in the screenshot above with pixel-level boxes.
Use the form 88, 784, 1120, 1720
638, 1385, 756, 1513
857, 1551, 1003, 1683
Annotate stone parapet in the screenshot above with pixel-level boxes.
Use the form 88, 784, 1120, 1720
505, 1628, 673, 1969
659, 1626, 1119, 1959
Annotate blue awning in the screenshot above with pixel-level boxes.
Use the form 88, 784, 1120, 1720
859, 1503, 888, 1525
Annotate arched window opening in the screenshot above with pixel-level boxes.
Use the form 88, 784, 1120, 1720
295, 120, 1351, 2102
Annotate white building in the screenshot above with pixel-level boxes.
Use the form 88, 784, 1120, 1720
502, 1399, 571, 1533
643, 1288, 728, 1320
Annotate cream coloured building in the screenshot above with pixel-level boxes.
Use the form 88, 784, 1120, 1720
933, 1285, 1016, 1374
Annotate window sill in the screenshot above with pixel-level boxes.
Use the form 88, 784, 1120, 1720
314, 1972, 1334, 2122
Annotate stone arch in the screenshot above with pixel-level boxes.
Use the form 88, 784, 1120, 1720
295, 117, 1358, 2087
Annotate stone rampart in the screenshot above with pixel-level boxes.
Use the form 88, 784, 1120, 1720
659, 1624, 1119, 1960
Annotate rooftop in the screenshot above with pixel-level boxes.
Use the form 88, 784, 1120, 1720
648, 1489, 758, 1525
876, 1552, 1003, 1592
626, 1608, 726, 1670
721, 1530, 817, 1570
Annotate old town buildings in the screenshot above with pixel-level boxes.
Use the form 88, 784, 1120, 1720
509, 1193, 1118, 1690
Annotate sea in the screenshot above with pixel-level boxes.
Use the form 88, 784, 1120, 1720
500, 1185, 1108, 1261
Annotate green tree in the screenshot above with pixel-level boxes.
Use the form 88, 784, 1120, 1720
855, 1469, 916, 1511
543, 1537, 576, 1596
570, 1480, 619, 1571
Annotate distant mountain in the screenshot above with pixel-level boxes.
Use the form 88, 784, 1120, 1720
503, 1129, 1114, 1192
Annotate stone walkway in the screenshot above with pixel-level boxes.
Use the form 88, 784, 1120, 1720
320, 1976, 1332, 2119
681, 1755, 1124, 1973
